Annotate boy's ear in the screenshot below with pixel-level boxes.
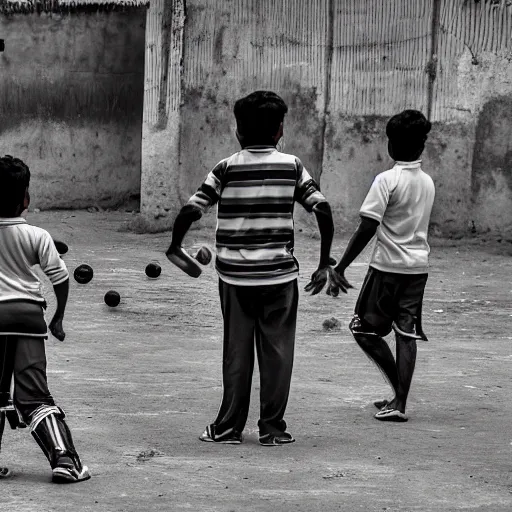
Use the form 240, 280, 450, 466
23, 188, 30, 210
387, 140, 395, 160
274, 122, 284, 144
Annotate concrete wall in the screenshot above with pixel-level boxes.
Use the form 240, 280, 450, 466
0, 9, 146, 210
141, 0, 512, 235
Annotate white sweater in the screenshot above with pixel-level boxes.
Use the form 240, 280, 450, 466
0, 217, 69, 303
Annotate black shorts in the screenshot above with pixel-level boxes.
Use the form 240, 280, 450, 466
0, 300, 47, 338
355, 267, 428, 338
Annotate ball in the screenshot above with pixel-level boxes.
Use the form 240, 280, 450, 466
53, 240, 68, 255
145, 262, 161, 279
194, 246, 212, 266
104, 290, 121, 307
73, 264, 93, 284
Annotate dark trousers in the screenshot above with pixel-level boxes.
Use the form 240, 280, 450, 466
0, 336, 55, 423
214, 279, 299, 436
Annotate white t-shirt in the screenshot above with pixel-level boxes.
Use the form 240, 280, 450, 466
0, 217, 69, 303
359, 160, 435, 274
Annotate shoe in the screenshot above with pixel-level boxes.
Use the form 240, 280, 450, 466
52, 456, 91, 483
374, 407, 408, 422
0, 467, 11, 478
259, 432, 295, 446
199, 424, 242, 444
373, 399, 390, 410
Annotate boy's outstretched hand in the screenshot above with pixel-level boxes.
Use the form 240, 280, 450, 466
326, 267, 353, 297
304, 266, 353, 296
49, 315, 65, 341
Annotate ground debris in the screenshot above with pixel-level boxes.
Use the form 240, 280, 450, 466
322, 471, 346, 479
322, 317, 342, 331
136, 449, 164, 462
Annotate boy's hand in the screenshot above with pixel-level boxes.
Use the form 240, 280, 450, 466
49, 315, 65, 341
304, 266, 354, 296
326, 267, 353, 297
304, 266, 330, 295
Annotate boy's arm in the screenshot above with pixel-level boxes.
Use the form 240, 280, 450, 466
48, 279, 69, 341
37, 230, 70, 340
294, 160, 352, 295
166, 205, 203, 252
335, 216, 379, 272
304, 202, 334, 295
329, 172, 389, 296
165, 160, 226, 256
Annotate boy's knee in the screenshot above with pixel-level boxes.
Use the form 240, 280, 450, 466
349, 315, 385, 338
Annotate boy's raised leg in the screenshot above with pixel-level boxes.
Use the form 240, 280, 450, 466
13, 337, 89, 483
30, 405, 90, 483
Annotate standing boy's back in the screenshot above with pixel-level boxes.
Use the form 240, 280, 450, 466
359, 160, 435, 274
330, 110, 435, 422
166, 91, 349, 445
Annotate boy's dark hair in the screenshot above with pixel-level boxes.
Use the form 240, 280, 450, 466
386, 110, 432, 161
0, 155, 30, 217
234, 91, 288, 145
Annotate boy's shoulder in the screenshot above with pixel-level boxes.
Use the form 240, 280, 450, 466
225, 150, 299, 166
17, 221, 51, 241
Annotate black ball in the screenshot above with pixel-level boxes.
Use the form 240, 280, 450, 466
145, 262, 161, 279
73, 264, 93, 284
104, 290, 120, 307
53, 240, 68, 255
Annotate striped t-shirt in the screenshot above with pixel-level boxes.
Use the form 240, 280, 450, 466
187, 147, 326, 286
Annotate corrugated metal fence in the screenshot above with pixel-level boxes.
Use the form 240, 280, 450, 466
144, 0, 512, 125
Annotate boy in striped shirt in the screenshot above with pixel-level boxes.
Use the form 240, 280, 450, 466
166, 91, 350, 445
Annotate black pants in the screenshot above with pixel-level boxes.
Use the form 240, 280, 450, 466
0, 336, 55, 423
214, 279, 299, 436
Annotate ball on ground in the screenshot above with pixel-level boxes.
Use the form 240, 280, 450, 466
322, 317, 341, 332
53, 240, 68, 255
104, 290, 121, 307
194, 246, 212, 265
145, 262, 161, 278
73, 264, 93, 284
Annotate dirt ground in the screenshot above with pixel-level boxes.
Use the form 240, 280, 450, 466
1, 210, 512, 512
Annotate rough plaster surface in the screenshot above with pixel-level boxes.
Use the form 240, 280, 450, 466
0, 120, 142, 209
141, 1, 512, 234
140, 113, 182, 230
0, 11, 146, 209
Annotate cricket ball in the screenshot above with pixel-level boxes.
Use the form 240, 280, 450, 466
73, 264, 93, 284
195, 246, 212, 266
54, 240, 68, 255
104, 290, 121, 307
145, 262, 161, 279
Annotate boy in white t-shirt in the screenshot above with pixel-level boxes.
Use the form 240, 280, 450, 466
331, 110, 435, 422
0, 155, 90, 482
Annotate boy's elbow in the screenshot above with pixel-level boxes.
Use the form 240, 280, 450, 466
312, 201, 332, 217
177, 204, 203, 222
359, 216, 379, 235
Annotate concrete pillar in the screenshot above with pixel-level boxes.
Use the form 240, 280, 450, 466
139, 0, 185, 232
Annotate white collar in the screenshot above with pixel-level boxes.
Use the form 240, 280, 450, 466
395, 160, 422, 169
0, 217, 27, 225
